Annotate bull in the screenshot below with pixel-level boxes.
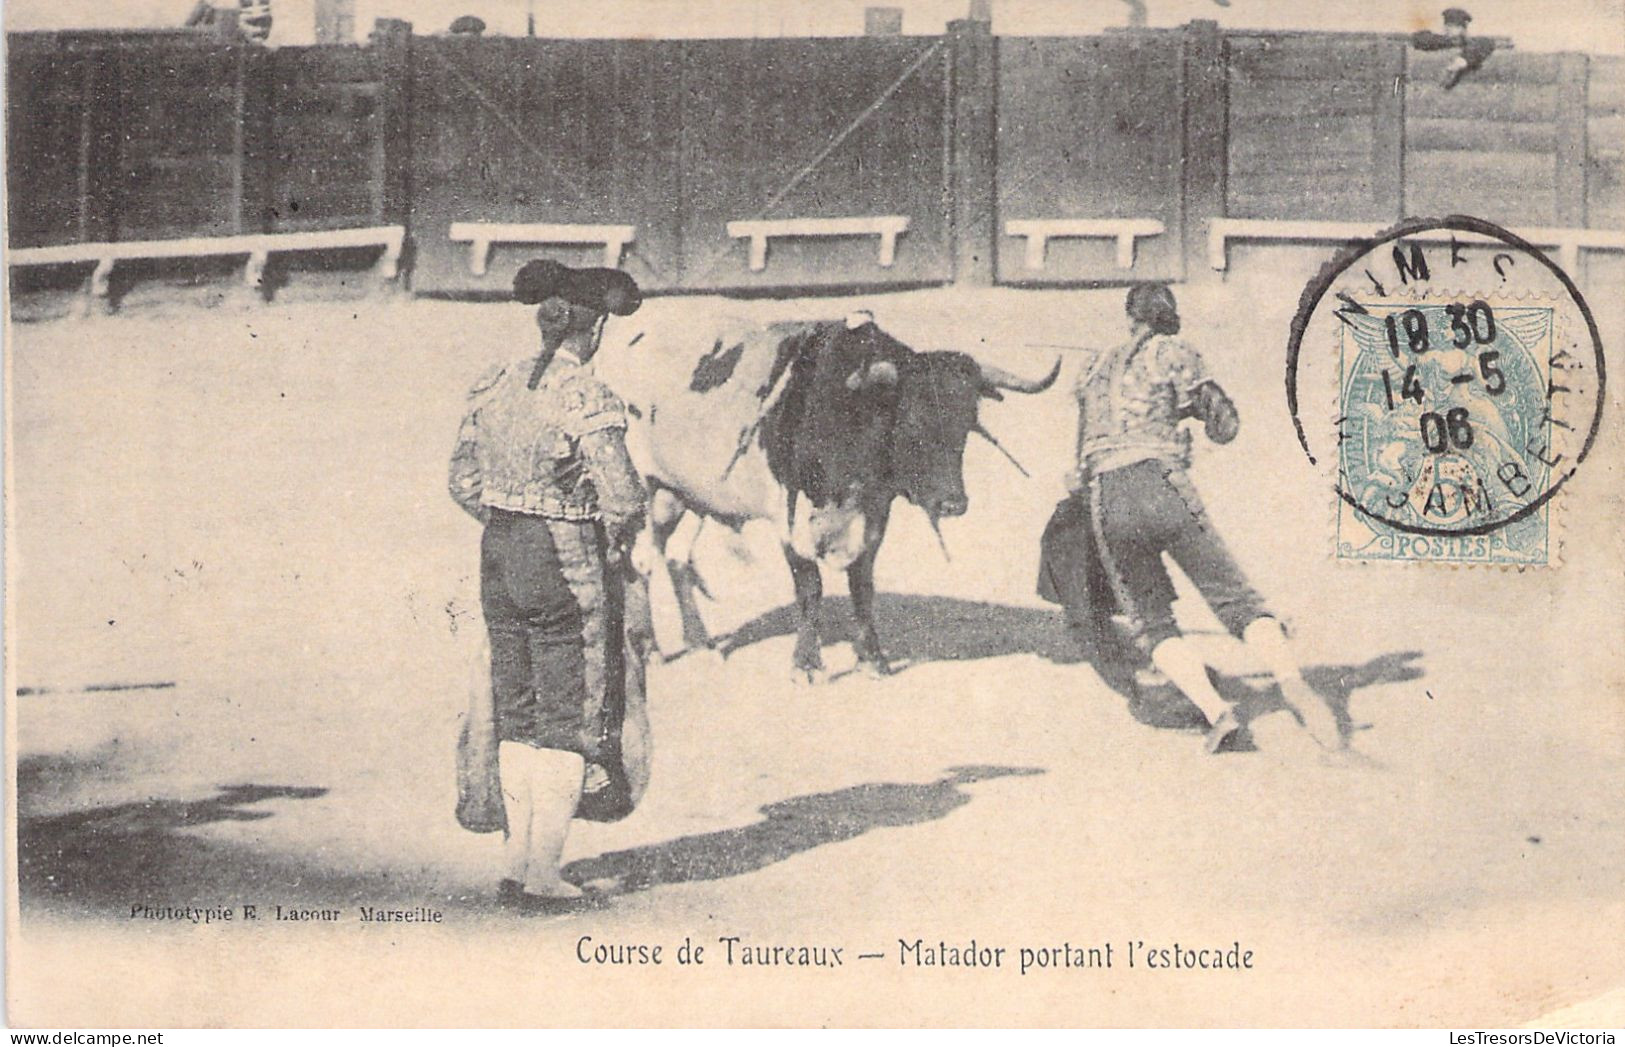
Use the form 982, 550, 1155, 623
619, 310, 1058, 683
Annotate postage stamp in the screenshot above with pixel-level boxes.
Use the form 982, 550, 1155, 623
1334, 295, 1558, 565
1286, 216, 1607, 568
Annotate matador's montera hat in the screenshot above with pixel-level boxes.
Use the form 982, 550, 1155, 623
513, 259, 642, 316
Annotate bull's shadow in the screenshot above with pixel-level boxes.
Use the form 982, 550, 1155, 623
719, 593, 1083, 665
718, 593, 1425, 730
564, 765, 1043, 895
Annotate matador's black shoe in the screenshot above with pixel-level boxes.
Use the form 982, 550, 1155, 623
1203, 709, 1244, 755
499, 878, 597, 915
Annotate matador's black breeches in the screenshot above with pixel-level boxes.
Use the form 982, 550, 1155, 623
1087, 459, 1269, 651
479, 508, 609, 758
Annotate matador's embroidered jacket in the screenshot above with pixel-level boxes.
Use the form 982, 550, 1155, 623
448, 353, 646, 543
1074, 333, 1213, 475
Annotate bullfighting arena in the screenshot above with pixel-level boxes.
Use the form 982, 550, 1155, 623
8, 264, 1625, 1026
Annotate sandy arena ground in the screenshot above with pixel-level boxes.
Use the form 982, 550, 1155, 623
6, 256, 1625, 1026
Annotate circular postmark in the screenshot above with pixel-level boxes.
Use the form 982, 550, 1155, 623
1285, 216, 1605, 565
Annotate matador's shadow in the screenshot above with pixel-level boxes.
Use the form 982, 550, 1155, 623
1201, 646, 1425, 747
564, 765, 1043, 895
17, 781, 335, 910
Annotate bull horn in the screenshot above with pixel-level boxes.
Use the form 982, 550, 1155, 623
978, 356, 1061, 395
973, 423, 1031, 478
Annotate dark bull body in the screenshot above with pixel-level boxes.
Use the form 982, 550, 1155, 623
632, 314, 1057, 681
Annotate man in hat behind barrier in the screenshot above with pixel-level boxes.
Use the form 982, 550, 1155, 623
448, 260, 652, 913
1411, 7, 1496, 89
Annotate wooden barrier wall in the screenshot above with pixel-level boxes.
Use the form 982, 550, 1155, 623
1587, 56, 1624, 229
674, 37, 950, 292
996, 32, 1186, 283
6, 22, 1622, 292
1406, 50, 1577, 226
110, 43, 254, 241
405, 36, 684, 293
5, 34, 393, 251
263, 46, 388, 232
1224, 34, 1403, 223
405, 35, 949, 293
7, 44, 109, 247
